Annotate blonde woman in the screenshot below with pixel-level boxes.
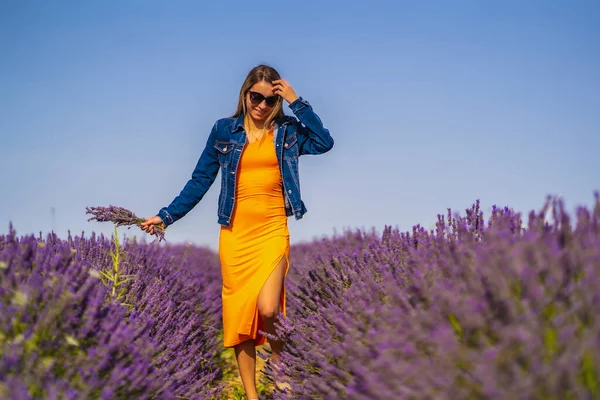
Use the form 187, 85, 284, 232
141, 64, 333, 399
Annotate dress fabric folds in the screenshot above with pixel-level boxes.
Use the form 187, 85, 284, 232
219, 130, 290, 348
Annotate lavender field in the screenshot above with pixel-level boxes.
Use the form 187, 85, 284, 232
1, 195, 599, 399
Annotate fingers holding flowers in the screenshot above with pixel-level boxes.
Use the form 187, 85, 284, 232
141, 216, 164, 236
141, 216, 161, 230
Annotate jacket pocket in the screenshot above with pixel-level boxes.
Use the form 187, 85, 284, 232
283, 133, 298, 159
215, 141, 235, 167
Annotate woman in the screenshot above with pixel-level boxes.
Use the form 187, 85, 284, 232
141, 64, 333, 398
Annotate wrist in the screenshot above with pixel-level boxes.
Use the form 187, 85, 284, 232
288, 96, 309, 112
157, 208, 173, 227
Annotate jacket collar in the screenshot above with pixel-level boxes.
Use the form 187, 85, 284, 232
231, 114, 245, 133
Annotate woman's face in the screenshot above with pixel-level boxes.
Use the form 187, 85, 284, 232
245, 81, 278, 122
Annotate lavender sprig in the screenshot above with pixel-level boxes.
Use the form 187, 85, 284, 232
86, 205, 165, 242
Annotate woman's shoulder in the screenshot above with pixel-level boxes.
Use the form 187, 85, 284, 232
214, 116, 240, 130
207, 116, 244, 140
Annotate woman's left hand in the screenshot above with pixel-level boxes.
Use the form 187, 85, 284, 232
272, 79, 299, 104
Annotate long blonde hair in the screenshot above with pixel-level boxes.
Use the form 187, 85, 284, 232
232, 64, 285, 130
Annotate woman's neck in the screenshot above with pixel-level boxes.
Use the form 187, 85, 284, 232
245, 114, 267, 131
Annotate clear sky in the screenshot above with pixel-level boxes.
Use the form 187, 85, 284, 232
1, 1, 598, 250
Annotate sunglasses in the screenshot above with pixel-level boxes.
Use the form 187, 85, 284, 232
248, 91, 279, 107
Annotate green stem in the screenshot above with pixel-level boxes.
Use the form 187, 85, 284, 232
112, 225, 120, 298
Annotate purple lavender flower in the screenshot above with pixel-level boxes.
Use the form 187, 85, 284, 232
85, 205, 165, 242
270, 194, 600, 399
0, 225, 223, 399
85, 205, 140, 226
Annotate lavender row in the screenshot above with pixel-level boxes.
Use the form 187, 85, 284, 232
0, 227, 224, 399
269, 196, 600, 399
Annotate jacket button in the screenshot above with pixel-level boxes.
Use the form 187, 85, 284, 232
222, 146, 227, 151
231, 171, 235, 174
288, 190, 292, 193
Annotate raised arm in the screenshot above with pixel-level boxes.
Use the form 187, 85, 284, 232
272, 79, 334, 156
289, 97, 334, 155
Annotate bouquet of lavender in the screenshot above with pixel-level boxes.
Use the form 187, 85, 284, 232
86, 205, 166, 242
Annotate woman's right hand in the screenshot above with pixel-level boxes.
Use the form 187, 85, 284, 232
140, 216, 164, 235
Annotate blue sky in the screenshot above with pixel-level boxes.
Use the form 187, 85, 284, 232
1, 1, 598, 250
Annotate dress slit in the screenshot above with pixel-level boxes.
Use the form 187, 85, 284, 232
245, 250, 290, 346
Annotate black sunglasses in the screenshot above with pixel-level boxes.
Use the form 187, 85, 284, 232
248, 91, 279, 107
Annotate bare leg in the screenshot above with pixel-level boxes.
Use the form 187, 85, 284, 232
234, 339, 258, 399
257, 256, 287, 362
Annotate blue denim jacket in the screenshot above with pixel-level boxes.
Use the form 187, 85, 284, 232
157, 97, 334, 228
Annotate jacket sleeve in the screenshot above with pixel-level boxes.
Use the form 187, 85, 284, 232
157, 122, 220, 227
288, 97, 334, 155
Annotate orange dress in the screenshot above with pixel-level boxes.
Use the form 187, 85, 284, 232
219, 129, 291, 348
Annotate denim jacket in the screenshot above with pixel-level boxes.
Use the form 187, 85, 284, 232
157, 97, 334, 228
